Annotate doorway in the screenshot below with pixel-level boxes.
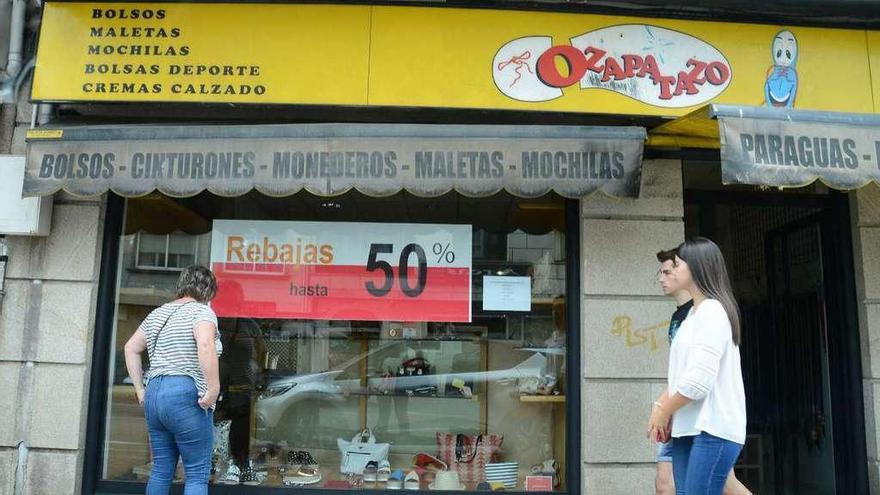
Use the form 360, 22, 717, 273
684, 166, 867, 494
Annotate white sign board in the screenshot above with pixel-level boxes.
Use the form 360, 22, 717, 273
482, 276, 532, 312
0, 156, 52, 236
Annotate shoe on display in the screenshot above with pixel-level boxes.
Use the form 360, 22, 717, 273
287, 450, 317, 467
378, 460, 392, 482
364, 460, 379, 483
387, 469, 405, 489
132, 461, 153, 479
241, 465, 262, 486
404, 470, 421, 490
283, 466, 323, 487
413, 452, 447, 473
219, 463, 241, 485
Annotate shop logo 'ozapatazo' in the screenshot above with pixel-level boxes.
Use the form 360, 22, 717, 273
493, 25, 733, 108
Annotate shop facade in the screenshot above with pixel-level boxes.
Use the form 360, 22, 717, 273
1, 3, 880, 494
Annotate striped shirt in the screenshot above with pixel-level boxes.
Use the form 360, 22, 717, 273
139, 301, 222, 397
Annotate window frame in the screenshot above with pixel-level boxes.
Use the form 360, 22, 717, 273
84, 194, 582, 495
134, 232, 199, 272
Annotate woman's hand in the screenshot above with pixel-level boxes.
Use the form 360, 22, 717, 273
194, 321, 220, 412
198, 387, 220, 411
124, 331, 147, 407
646, 403, 672, 443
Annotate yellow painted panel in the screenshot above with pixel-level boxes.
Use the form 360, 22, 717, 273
369, 6, 873, 117
32, 3, 875, 117
32, 2, 371, 104
869, 30, 880, 113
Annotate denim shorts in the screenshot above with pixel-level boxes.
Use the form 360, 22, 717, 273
657, 440, 673, 462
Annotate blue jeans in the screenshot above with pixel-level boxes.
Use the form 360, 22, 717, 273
145, 375, 213, 495
671, 432, 742, 495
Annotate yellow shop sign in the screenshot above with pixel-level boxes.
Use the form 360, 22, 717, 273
32, 3, 878, 117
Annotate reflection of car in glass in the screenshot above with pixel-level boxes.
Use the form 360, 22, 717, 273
254, 346, 547, 434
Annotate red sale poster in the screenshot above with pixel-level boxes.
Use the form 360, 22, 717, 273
210, 220, 472, 322
525, 476, 553, 491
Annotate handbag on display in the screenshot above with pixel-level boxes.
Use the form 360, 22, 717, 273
435, 432, 504, 484
396, 357, 436, 396
337, 428, 391, 475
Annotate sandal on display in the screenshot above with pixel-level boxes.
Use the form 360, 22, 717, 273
219, 463, 241, 485
240, 466, 262, 486
404, 470, 421, 490
388, 469, 406, 489
132, 462, 153, 479
282, 466, 323, 487
346, 473, 365, 488
287, 450, 317, 467
378, 460, 392, 482
364, 460, 379, 483
413, 452, 447, 473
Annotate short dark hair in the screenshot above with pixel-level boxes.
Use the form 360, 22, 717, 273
176, 265, 218, 303
656, 248, 677, 264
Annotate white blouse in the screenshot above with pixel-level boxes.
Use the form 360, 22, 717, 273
668, 298, 747, 444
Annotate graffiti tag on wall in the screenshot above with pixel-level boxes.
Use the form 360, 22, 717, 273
610, 316, 670, 352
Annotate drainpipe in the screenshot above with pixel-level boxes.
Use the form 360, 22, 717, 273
36, 102, 52, 125
1, 0, 27, 83
11, 57, 33, 101
0, 236, 7, 316
13, 440, 27, 495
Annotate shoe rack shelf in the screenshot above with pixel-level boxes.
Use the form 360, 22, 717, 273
519, 395, 565, 403
348, 391, 481, 401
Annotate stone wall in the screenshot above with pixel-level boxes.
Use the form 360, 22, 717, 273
0, 92, 105, 494
580, 159, 684, 492
852, 184, 880, 493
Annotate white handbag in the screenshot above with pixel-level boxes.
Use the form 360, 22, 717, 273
337, 428, 390, 475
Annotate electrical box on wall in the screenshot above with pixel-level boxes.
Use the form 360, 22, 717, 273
0, 155, 52, 236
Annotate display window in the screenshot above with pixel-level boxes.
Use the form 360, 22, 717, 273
102, 190, 576, 492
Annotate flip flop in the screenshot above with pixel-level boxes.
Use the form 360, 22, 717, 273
388, 469, 406, 489
378, 460, 392, 482
364, 461, 379, 483
404, 470, 421, 490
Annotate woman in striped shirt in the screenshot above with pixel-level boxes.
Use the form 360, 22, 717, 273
124, 265, 222, 495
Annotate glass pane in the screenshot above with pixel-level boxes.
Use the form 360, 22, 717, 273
167, 234, 197, 268
167, 253, 196, 268
168, 233, 196, 255
137, 233, 167, 268
105, 191, 569, 492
